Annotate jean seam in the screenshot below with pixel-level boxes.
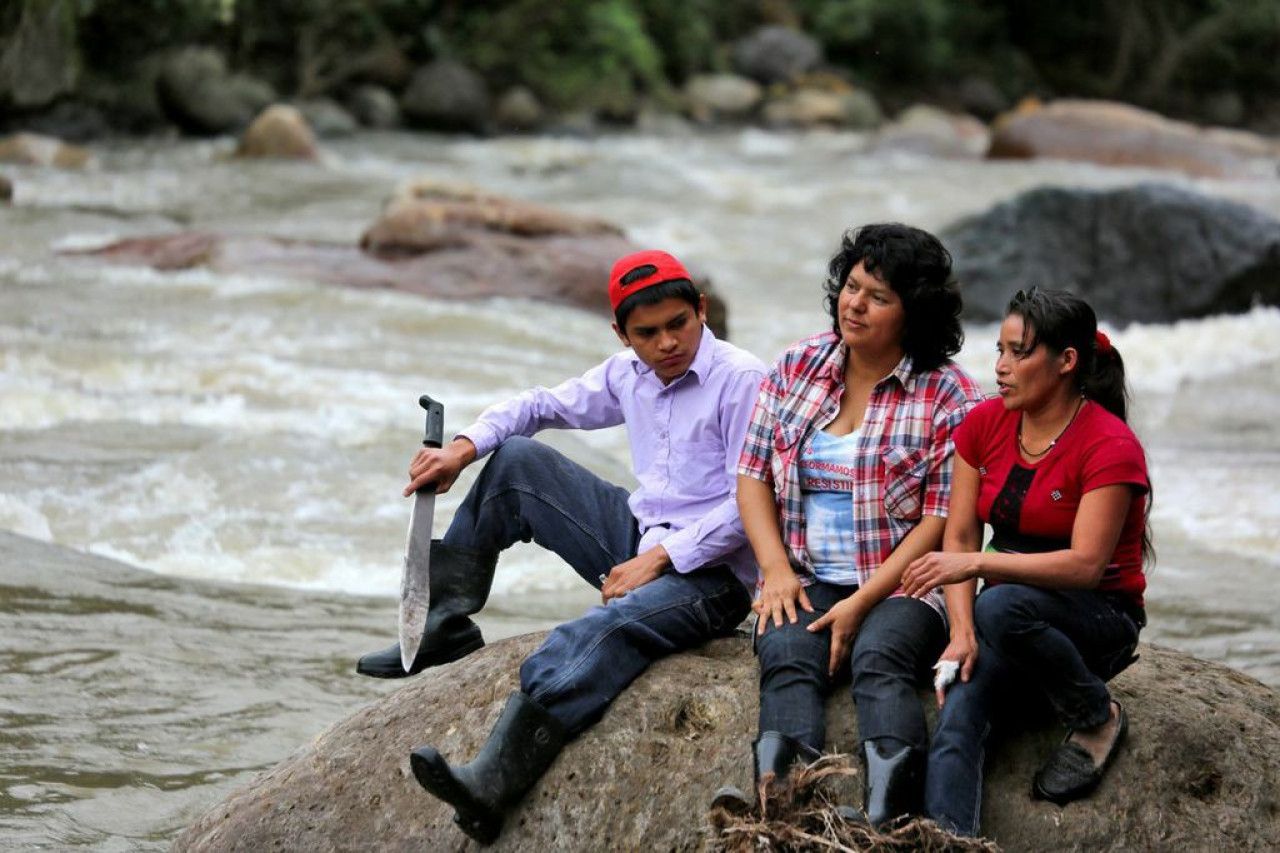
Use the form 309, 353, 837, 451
480, 482, 628, 565
536, 584, 726, 699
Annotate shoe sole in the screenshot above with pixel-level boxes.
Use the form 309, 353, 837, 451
1033, 701, 1128, 805
355, 633, 485, 679
409, 748, 501, 845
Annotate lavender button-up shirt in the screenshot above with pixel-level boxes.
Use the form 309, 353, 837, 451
458, 325, 766, 588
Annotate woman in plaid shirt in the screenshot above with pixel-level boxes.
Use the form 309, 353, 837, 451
714, 223, 983, 827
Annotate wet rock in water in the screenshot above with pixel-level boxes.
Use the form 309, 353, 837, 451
294, 98, 358, 138
172, 635, 1279, 852
155, 47, 276, 136
0, 132, 94, 169
361, 180, 622, 255
683, 74, 763, 124
235, 105, 319, 160
61, 183, 732, 339
868, 104, 989, 158
495, 86, 545, 133
988, 98, 1280, 178
345, 85, 401, 130
401, 60, 491, 134
944, 182, 1280, 324
0, 174, 12, 202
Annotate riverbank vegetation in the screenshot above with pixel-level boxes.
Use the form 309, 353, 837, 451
3, 0, 1279, 138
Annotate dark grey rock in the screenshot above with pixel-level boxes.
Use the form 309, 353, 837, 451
731, 25, 823, 85
294, 98, 358, 138
155, 47, 276, 136
345, 85, 401, 130
494, 86, 544, 133
172, 633, 1280, 851
0, 0, 78, 109
400, 60, 491, 134
945, 183, 1280, 324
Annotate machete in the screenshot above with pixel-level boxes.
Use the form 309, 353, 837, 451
398, 394, 444, 672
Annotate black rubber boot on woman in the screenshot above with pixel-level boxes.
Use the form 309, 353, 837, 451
356, 541, 498, 678
410, 691, 565, 845
862, 739, 925, 829
711, 731, 820, 814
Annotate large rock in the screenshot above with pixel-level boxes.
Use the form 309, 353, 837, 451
60, 184, 731, 339
943, 183, 1280, 324
155, 47, 276, 136
988, 99, 1280, 178
171, 633, 1278, 851
683, 74, 763, 124
869, 105, 989, 158
0, 131, 93, 168
731, 25, 823, 85
235, 105, 319, 160
401, 60, 491, 134
0, 0, 78, 109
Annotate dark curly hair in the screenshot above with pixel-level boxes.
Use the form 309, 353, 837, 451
822, 223, 964, 373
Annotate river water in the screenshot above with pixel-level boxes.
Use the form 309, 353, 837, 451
2, 129, 1278, 849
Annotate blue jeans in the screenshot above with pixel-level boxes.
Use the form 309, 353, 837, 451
925, 584, 1142, 836
756, 583, 945, 753
443, 437, 752, 736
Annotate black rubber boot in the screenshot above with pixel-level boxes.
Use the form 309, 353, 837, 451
862, 739, 925, 829
356, 541, 498, 678
711, 731, 820, 814
410, 691, 565, 845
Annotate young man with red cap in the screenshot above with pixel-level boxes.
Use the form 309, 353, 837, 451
361, 249, 766, 844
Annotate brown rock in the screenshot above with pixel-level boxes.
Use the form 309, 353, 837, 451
171, 636, 1279, 851
988, 99, 1280, 178
0, 132, 93, 169
360, 185, 622, 257
0, 174, 11, 202
870, 105, 990, 158
62, 228, 731, 340
235, 105, 318, 161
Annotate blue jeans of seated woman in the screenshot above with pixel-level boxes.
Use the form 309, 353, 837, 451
756, 582, 946, 754
442, 436, 753, 737
925, 583, 1142, 837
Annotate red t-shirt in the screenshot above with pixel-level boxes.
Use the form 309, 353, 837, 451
954, 398, 1149, 605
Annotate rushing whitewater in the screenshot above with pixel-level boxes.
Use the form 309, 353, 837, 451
2, 130, 1278, 680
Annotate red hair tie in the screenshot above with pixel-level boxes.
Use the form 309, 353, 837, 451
1095, 330, 1112, 356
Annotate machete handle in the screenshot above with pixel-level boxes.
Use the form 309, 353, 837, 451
419, 395, 444, 449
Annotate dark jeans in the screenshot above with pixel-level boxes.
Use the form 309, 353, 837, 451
442, 437, 752, 736
925, 584, 1142, 836
756, 582, 946, 753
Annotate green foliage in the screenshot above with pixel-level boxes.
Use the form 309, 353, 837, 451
451, 0, 676, 116
75, 0, 227, 74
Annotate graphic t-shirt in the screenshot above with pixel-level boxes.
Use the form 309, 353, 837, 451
799, 428, 862, 585
954, 398, 1149, 605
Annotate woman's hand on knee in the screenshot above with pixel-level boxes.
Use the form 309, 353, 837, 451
753, 565, 813, 634
808, 599, 865, 678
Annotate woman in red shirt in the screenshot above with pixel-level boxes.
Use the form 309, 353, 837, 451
902, 287, 1151, 837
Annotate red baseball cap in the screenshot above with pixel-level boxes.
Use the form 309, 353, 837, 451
608, 250, 692, 312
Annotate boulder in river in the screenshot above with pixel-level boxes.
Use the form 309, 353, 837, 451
0, 131, 93, 169
171, 632, 1280, 851
731, 25, 823, 86
61, 183, 731, 339
401, 60, 491, 135
235, 105, 319, 160
943, 182, 1280, 324
988, 99, 1280, 179
155, 47, 276, 136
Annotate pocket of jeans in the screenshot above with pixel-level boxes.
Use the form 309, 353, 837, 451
882, 444, 928, 520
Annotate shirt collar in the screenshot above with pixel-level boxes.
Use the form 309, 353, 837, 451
824, 339, 917, 390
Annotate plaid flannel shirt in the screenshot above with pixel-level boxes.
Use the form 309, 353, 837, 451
738, 331, 984, 616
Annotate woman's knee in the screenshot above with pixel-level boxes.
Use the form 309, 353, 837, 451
974, 584, 1044, 647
